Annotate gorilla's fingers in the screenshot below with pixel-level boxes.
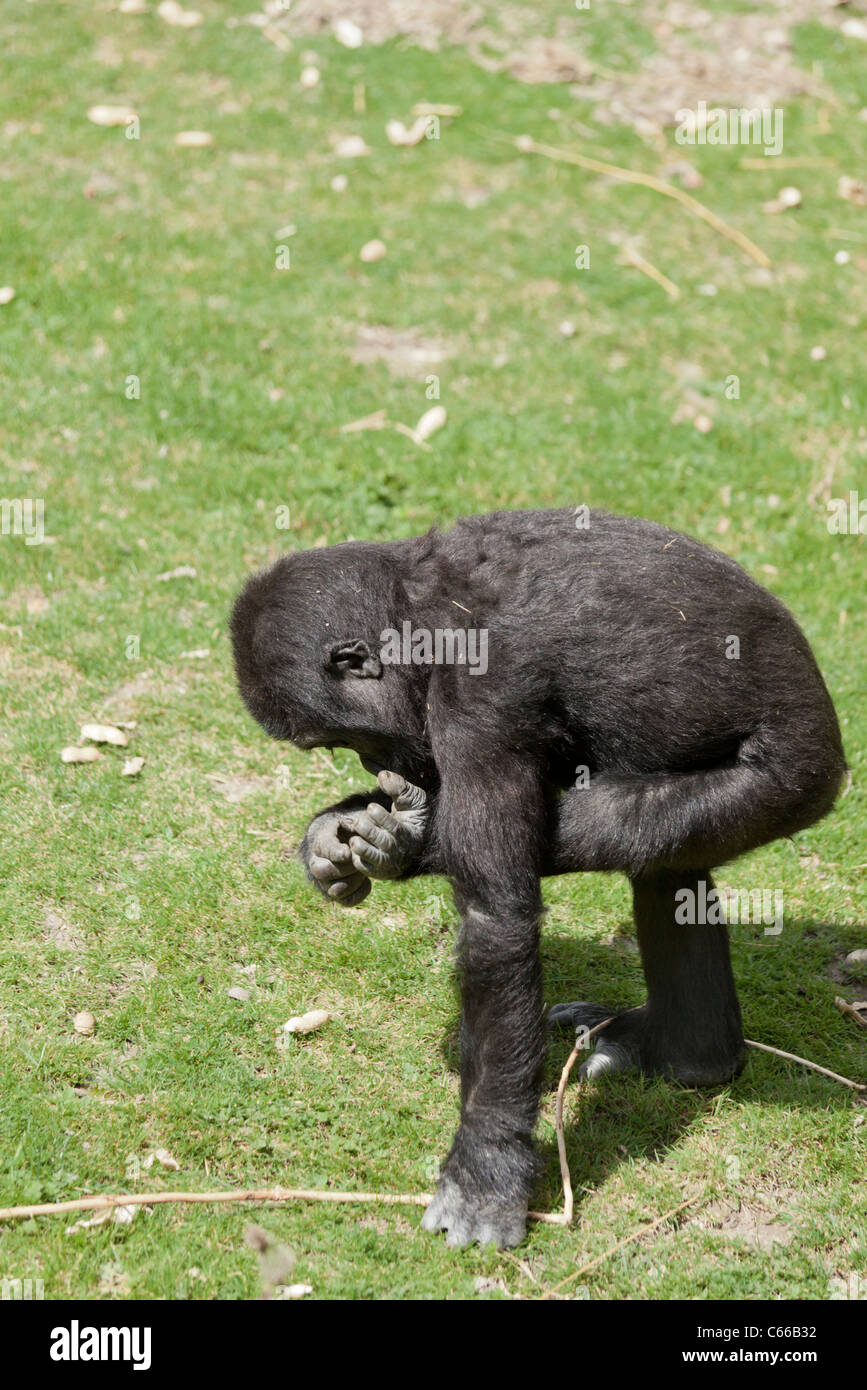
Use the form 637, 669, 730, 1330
377, 770, 427, 813
309, 851, 355, 883
352, 811, 397, 852
349, 837, 391, 877
310, 825, 354, 857
326, 874, 372, 907
364, 801, 398, 833
376, 770, 406, 802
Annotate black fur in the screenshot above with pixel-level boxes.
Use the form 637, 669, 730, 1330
230, 509, 845, 1247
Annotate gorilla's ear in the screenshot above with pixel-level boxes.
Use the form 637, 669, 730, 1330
327, 639, 383, 679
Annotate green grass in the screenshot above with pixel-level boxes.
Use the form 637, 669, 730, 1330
0, 0, 865, 1300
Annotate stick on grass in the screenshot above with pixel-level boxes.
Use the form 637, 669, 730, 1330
486, 132, 771, 268
745, 1038, 866, 1090
540, 1195, 701, 1299
0, 1027, 861, 1224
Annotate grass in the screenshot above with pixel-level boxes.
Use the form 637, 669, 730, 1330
0, 0, 865, 1300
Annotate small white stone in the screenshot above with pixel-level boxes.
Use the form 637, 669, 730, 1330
157, 1, 202, 26
414, 405, 447, 441
333, 19, 363, 48
282, 1009, 331, 1035
841, 17, 867, 40
88, 104, 137, 127
80, 723, 129, 746
61, 745, 102, 763
359, 238, 387, 263
333, 135, 369, 158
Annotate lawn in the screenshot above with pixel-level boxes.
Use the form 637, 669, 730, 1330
0, 0, 865, 1300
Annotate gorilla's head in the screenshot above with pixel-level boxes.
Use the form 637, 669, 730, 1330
230, 543, 434, 784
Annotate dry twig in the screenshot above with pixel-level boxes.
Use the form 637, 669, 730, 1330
549, 1017, 614, 1226
540, 1195, 701, 1299
745, 1038, 865, 1091
833, 997, 867, 1031
488, 132, 771, 268
622, 246, 680, 299
0, 1188, 432, 1223
0, 1024, 861, 1226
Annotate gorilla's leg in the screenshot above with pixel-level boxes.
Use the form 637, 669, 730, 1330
545, 728, 843, 881
550, 869, 745, 1085
545, 737, 843, 1085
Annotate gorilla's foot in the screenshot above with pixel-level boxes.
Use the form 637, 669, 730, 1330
548, 1001, 745, 1087
421, 1127, 535, 1249
421, 1177, 527, 1250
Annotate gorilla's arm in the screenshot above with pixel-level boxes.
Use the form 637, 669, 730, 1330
314, 746, 845, 895
419, 731, 547, 1249
300, 774, 597, 905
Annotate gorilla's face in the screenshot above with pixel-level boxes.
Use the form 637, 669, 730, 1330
231, 570, 437, 789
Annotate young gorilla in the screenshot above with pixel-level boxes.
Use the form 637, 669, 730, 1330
230, 509, 845, 1249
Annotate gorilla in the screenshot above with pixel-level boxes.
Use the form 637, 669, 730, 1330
230, 509, 844, 1249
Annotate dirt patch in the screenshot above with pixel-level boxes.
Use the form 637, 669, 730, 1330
351, 324, 451, 377
582, 2, 829, 130
42, 905, 85, 951
289, 1, 842, 125
206, 772, 274, 803
288, 0, 484, 50
288, 1, 594, 82
100, 671, 188, 723
696, 1197, 794, 1252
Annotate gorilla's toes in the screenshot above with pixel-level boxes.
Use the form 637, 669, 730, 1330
421, 1178, 527, 1249
551, 1001, 745, 1087
548, 1003, 642, 1077
547, 1000, 616, 1032
577, 1034, 640, 1079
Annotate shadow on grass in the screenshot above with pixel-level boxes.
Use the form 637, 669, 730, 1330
436, 912, 866, 1216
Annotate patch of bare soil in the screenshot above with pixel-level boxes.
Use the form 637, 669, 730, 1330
582, 2, 831, 129
288, 1, 848, 125
42, 905, 85, 951
206, 772, 274, 802
350, 324, 450, 377
696, 1196, 794, 1251
100, 671, 188, 723
287, 0, 484, 50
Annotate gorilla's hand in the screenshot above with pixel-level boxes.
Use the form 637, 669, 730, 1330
347, 771, 429, 880
301, 811, 372, 907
